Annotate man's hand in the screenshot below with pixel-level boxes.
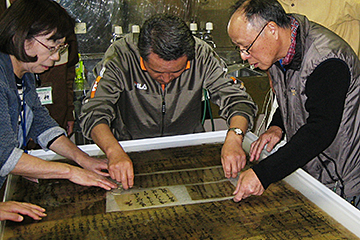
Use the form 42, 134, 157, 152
107, 153, 134, 190
221, 132, 246, 178
233, 169, 265, 202
90, 124, 135, 190
222, 115, 249, 178
0, 201, 46, 222
250, 126, 283, 161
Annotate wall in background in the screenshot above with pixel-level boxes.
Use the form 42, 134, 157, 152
58, 0, 237, 54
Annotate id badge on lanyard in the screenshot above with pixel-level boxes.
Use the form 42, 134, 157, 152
36, 86, 53, 105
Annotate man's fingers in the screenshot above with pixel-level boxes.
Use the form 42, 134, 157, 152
223, 165, 232, 179
249, 140, 260, 161
265, 140, 277, 152
231, 164, 239, 178
120, 173, 129, 190
127, 168, 134, 188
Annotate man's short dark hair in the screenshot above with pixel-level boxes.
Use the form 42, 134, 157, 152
0, 0, 75, 62
138, 14, 195, 62
231, 0, 291, 28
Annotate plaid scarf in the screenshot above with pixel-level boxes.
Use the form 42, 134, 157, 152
281, 17, 299, 66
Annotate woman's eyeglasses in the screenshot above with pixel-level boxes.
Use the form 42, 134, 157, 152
33, 37, 69, 55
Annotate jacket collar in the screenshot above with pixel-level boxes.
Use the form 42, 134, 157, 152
140, 56, 191, 71
277, 14, 305, 71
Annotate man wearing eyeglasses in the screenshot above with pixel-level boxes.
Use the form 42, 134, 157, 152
227, 0, 360, 209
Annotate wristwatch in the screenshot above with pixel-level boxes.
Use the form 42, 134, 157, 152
227, 127, 244, 137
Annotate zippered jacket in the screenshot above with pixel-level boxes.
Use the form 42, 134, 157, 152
80, 34, 257, 140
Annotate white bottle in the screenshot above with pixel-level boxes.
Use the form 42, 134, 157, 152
204, 22, 216, 48
111, 25, 123, 43
190, 22, 198, 36
131, 24, 140, 45
205, 22, 213, 33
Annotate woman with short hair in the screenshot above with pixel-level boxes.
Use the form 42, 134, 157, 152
0, 0, 117, 222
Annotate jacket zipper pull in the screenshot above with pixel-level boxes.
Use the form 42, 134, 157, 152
162, 100, 166, 113
161, 84, 166, 114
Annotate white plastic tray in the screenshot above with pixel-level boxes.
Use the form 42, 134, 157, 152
2, 130, 360, 238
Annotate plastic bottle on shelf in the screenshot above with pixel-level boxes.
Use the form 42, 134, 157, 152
190, 22, 198, 36
203, 22, 213, 41
74, 53, 85, 91
131, 24, 140, 45
203, 22, 216, 49
111, 25, 123, 44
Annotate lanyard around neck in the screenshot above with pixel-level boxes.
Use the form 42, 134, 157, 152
21, 79, 27, 153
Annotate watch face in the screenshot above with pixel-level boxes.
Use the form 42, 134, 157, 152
228, 127, 244, 136
234, 128, 243, 135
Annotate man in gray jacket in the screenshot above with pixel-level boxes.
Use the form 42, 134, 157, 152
80, 14, 257, 190
228, 0, 360, 209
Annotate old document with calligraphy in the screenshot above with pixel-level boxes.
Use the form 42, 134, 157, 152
3, 144, 358, 239
107, 165, 236, 212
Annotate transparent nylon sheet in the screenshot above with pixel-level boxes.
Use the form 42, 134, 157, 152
107, 166, 238, 212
